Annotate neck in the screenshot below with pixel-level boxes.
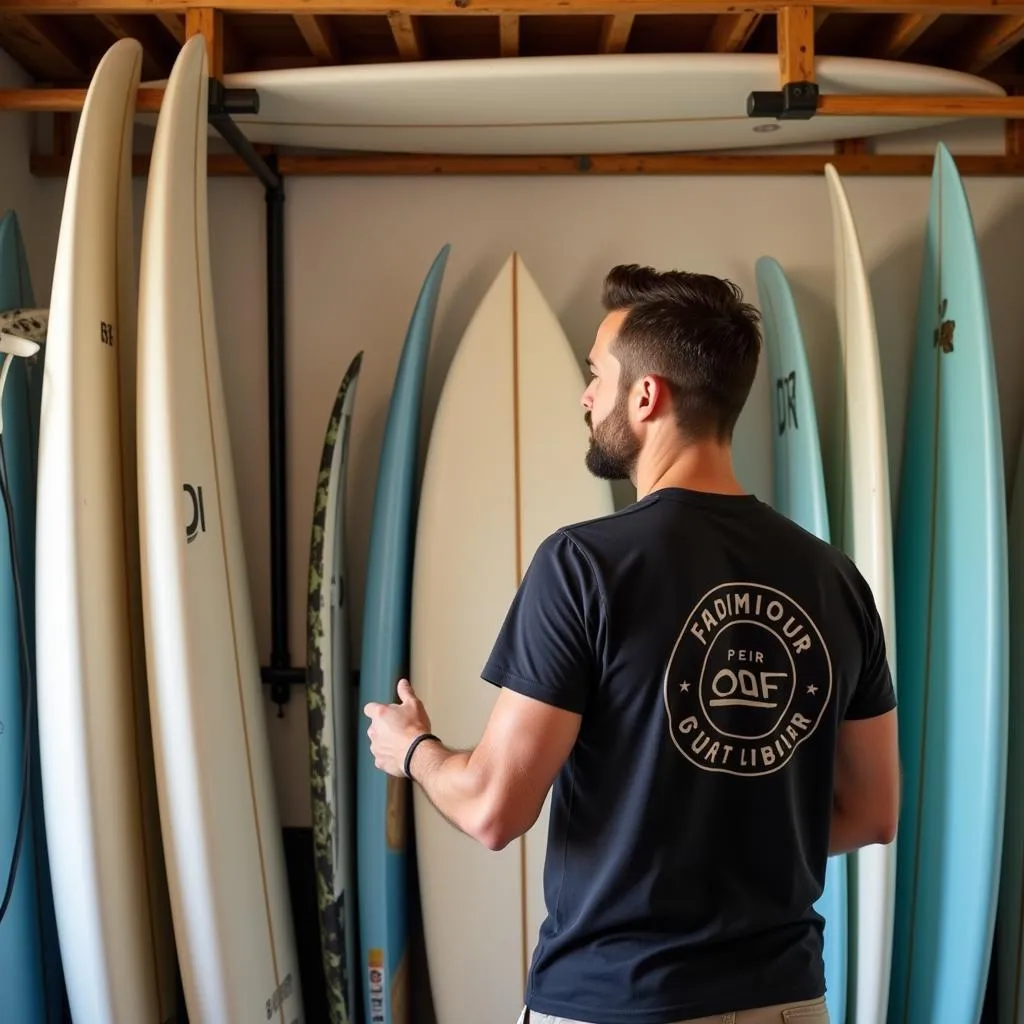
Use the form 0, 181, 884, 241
633, 433, 745, 500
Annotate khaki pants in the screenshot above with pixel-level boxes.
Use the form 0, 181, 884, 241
515, 995, 829, 1024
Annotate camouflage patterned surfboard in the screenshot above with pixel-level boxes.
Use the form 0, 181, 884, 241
307, 350, 363, 1024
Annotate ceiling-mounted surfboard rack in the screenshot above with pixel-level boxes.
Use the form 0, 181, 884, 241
205, 75, 302, 715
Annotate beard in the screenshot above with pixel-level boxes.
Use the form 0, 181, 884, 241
585, 395, 640, 481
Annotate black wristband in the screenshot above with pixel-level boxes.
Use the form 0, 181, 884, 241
403, 732, 439, 779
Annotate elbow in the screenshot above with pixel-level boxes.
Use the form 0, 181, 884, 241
469, 796, 530, 852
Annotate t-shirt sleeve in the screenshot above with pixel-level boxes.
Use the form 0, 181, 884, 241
844, 588, 897, 720
480, 530, 603, 715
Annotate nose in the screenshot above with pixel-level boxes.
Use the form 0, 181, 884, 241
581, 383, 594, 410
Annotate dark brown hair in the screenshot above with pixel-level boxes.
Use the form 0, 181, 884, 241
602, 264, 762, 442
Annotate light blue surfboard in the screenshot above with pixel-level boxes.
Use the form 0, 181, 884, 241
756, 255, 847, 1023
357, 243, 450, 1024
889, 142, 1008, 1024
0, 210, 66, 1023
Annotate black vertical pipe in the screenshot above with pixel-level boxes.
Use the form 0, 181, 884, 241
265, 158, 290, 712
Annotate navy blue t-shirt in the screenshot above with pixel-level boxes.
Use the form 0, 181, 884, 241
481, 486, 896, 1024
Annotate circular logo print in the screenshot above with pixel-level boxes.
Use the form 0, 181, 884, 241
663, 582, 832, 776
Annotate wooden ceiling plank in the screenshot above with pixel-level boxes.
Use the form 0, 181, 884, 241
156, 12, 185, 43
6, 1, 1024, 17
294, 14, 341, 61
959, 14, 1024, 73
0, 14, 91, 80
872, 12, 938, 57
708, 12, 761, 52
387, 12, 424, 59
96, 13, 177, 76
599, 13, 634, 51
778, 5, 815, 83
499, 13, 519, 55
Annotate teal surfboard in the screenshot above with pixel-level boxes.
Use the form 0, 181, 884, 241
889, 142, 1008, 1024
0, 210, 66, 1023
308, 351, 363, 1024
357, 244, 450, 1024
756, 255, 847, 1023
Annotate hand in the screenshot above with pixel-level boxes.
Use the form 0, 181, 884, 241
364, 678, 433, 778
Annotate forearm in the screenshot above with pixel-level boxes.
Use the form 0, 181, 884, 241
407, 737, 502, 848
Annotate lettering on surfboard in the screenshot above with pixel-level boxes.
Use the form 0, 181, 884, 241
183, 483, 207, 543
776, 370, 798, 435
934, 298, 955, 354
100, 321, 114, 347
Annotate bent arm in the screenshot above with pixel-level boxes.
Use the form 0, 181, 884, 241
829, 708, 900, 854
409, 686, 581, 852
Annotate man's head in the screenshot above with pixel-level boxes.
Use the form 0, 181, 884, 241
581, 263, 762, 482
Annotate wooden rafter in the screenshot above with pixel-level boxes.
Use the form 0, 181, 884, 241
959, 14, 1024, 72
708, 13, 762, 51
5, 0, 1024, 15
599, 13, 634, 52
155, 12, 185, 44
0, 14, 90, 80
186, 7, 224, 78
96, 13, 177, 77
387, 12, 423, 60
872, 12, 938, 57
293, 15, 341, 62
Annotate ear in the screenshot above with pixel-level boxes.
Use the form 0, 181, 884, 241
634, 374, 668, 423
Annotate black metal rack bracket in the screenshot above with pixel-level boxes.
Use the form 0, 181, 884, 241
207, 80, 305, 716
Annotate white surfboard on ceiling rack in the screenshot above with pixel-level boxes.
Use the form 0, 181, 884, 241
141, 53, 1003, 155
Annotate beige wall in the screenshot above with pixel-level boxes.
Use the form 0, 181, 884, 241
10, 107, 1024, 831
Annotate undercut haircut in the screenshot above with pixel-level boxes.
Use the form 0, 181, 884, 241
602, 263, 762, 442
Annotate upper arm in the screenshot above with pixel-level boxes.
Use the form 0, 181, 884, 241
470, 530, 602, 848
835, 581, 900, 840
468, 687, 582, 849
833, 709, 900, 843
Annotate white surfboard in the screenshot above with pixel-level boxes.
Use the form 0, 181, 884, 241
823, 164, 898, 1024
410, 253, 615, 1021
35, 38, 177, 1023
148, 53, 1003, 155
136, 35, 304, 1024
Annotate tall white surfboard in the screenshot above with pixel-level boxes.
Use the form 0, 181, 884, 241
136, 35, 304, 1024
410, 253, 615, 1021
823, 164, 898, 1024
35, 38, 177, 1023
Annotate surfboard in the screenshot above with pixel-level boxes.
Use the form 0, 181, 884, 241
890, 142, 1008, 1024
357, 243, 449, 1024
136, 34, 303, 1024
34, 38, 177, 1024
999, 409, 1024, 1024
822, 163, 898, 1024
409, 252, 615, 1022
308, 350, 363, 1024
755, 254, 847, 1024
0, 216, 66, 1024
147, 53, 1003, 155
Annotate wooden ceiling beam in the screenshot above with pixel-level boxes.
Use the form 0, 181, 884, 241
708, 12, 761, 50
28, 149, 1024, 178
0, 14, 91, 80
1, 1, 1024, 17
871, 12, 938, 57
599, 13, 634, 51
499, 13, 519, 55
186, 6, 224, 78
387, 12, 424, 59
156, 12, 185, 43
294, 14, 341, 62
958, 14, 1024, 72
96, 13, 178, 76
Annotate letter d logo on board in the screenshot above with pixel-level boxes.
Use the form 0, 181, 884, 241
183, 483, 207, 543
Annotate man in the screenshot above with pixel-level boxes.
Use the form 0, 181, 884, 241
365, 263, 900, 1024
